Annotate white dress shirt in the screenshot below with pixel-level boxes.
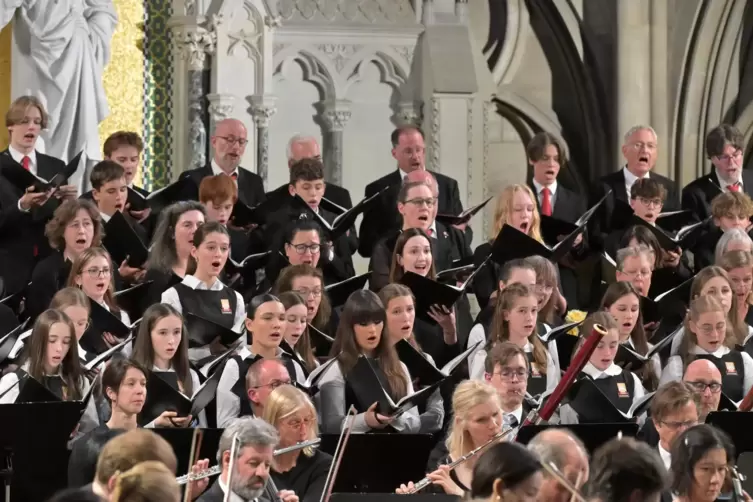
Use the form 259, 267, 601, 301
212, 159, 239, 181
658, 444, 672, 470
623, 166, 650, 199
8, 145, 38, 175
715, 169, 744, 192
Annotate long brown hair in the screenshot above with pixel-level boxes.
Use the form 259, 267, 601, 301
66, 247, 121, 314
131, 304, 193, 396
186, 221, 230, 276
274, 264, 332, 332
488, 283, 548, 374
600, 281, 658, 390
717, 250, 753, 308
378, 283, 422, 352
688, 266, 743, 346
278, 291, 317, 372
329, 290, 408, 400
22, 309, 84, 400
388, 228, 436, 284
524, 255, 558, 324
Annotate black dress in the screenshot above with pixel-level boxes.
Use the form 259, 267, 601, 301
271, 450, 333, 502
424, 440, 470, 494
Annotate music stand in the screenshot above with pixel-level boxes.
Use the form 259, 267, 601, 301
320, 434, 434, 493
0, 401, 84, 501
153, 428, 224, 477
331, 495, 460, 502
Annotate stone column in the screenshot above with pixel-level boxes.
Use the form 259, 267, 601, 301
394, 100, 424, 127
250, 95, 277, 189
319, 100, 352, 187
206, 93, 236, 131
173, 23, 217, 169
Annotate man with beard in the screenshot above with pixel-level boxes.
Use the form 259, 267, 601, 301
527, 429, 589, 502
198, 417, 299, 502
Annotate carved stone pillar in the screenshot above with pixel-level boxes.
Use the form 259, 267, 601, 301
206, 93, 236, 132
250, 95, 277, 189
173, 21, 217, 169
319, 100, 352, 187
394, 101, 424, 127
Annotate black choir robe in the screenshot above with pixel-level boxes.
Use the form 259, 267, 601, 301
183, 165, 266, 207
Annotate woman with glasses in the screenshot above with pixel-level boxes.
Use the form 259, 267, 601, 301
66, 247, 131, 355
263, 384, 333, 502
662, 295, 753, 403
27, 199, 102, 322
669, 424, 750, 502
161, 221, 246, 362
216, 294, 306, 427
274, 264, 335, 356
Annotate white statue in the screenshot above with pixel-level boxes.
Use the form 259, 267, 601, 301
0, 0, 117, 182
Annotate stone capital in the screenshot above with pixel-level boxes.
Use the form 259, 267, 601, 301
206, 93, 236, 125
173, 24, 217, 71
319, 100, 353, 132
394, 100, 423, 126
249, 95, 278, 128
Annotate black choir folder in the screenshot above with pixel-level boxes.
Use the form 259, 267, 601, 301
185, 312, 242, 347
230, 196, 280, 228
567, 376, 655, 423
80, 300, 132, 355
294, 187, 387, 241
490, 223, 583, 265
0, 149, 82, 193
115, 281, 153, 323
395, 339, 482, 386
634, 215, 710, 251
436, 196, 494, 226
0, 320, 28, 364
308, 323, 334, 356
614, 325, 682, 371
293, 356, 339, 396
346, 356, 440, 417
139, 367, 223, 425
325, 272, 370, 309
13, 371, 95, 413
127, 174, 193, 212
538, 320, 584, 344
103, 209, 149, 268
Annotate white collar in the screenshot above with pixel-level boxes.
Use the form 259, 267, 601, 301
182, 274, 225, 291
691, 345, 731, 358
8, 145, 37, 169
715, 169, 743, 191
658, 444, 671, 470
623, 166, 650, 186
212, 159, 239, 179
532, 179, 557, 196
429, 220, 437, 238
582, 361, 623, 379
506, 405, 523, 425
99, 211, 112, 223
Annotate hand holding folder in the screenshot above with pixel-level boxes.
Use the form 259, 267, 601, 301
139, 368, 224, 426
293, 187, 387, 241
395, 339, 482, 387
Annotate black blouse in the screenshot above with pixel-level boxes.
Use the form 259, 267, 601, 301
271, 449, 333, 502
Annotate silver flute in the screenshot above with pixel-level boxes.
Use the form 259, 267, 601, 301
176, 438, 322, 485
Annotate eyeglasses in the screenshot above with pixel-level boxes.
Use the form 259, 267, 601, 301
620, 268, 652, 279
717, 150, 743, 163
636, 197, 663, 208
253, 379, 291, 390
283, 417, 314, 430
84, 267, 111, 278
405, 197, 436, 208
697, 325, 726, 336
294, 288, 322, 298
289, 243, 320, 255
659, 419, 697, 430
630, 142, 657, 151
492, 368, 528, 380
686, 381, 722, 393
216, 136, 249, 147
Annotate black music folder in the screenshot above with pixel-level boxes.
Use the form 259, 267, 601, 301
114, 281, 153, 323
656, 209, 698, 233
0, 150, 82, 192
139, 368, 223, 425
294, 187, 387, 241
614, 325, 682, 371
79, 301, 132, 355
102, 210, 149, 268
538, 320, 583, 344
0, 320, 29, 364
294, 356, 339, 396
436, 196, 493, 226
83, 335, 133, 371
325, 272, 369, 309
634, 216, 710, 251
395, 339, 481, 386
15, 371, 95, 411
706, 411, 753, 455
230, 196, 280, 228
567, 376, 655, 423
308, 323, 334, 356
128, 174, 194, 212
346, 356, 440, 417
185, 312, 243, 348
490, 223, 583, 265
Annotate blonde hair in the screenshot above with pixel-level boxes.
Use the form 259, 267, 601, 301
5, 95, 48, 129
490, 184, 542, 243
717, 250, 753, 306
445, 380, 501, 458
262, 384, 319, 458
688, 266, 744, 346
680, 295, 728, 366
110, 461, 180, 502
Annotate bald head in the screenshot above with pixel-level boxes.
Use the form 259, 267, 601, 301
211, 119, 247, 172
528, 429, 589, 502
683, 359, 722, 420
246, 359, 291, 414
287, 135, 320, 166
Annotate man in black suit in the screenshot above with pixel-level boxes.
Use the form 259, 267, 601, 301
358, 126, 467, 257
197, 417, 289, 502
184, 118, 266, 207
526, 132, 587, 309
591, 125, 679, 244
682, 123, 753, 222
0, 95, 78, 295
266, 134, 353, 210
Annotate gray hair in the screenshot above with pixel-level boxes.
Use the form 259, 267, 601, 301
623, 125, 658, 145
527, 429, 587, 475
216, 417, 279, 463
286, 134, 318, 160
616, 245, 654, 271
715, 228, 753, 263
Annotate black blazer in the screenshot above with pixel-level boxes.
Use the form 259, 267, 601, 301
590, 168, 679, 246
184, 165, 266, 207
266, 181, 353, 210
528, 181, 587, 223
0, 149, 66, 294
682, 169, 753, 222
358, 170, 465, 257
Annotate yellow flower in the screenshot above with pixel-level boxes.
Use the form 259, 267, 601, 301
565, 309, 587, 336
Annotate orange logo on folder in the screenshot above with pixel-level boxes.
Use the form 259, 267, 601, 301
725, 361, 737, 375
221, 299, 232, 314
616, 382, 629, 398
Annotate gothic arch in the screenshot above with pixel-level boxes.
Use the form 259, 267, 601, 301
273, 48, 336, 100
343, 51, 409, 97
484, 0, 529, 85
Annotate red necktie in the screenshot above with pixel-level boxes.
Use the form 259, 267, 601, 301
231, 172, 238, 181
728, 183, 740, 192
427, 228, 434, 237
540, 187, 552, 216
22, 156, 30, 171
